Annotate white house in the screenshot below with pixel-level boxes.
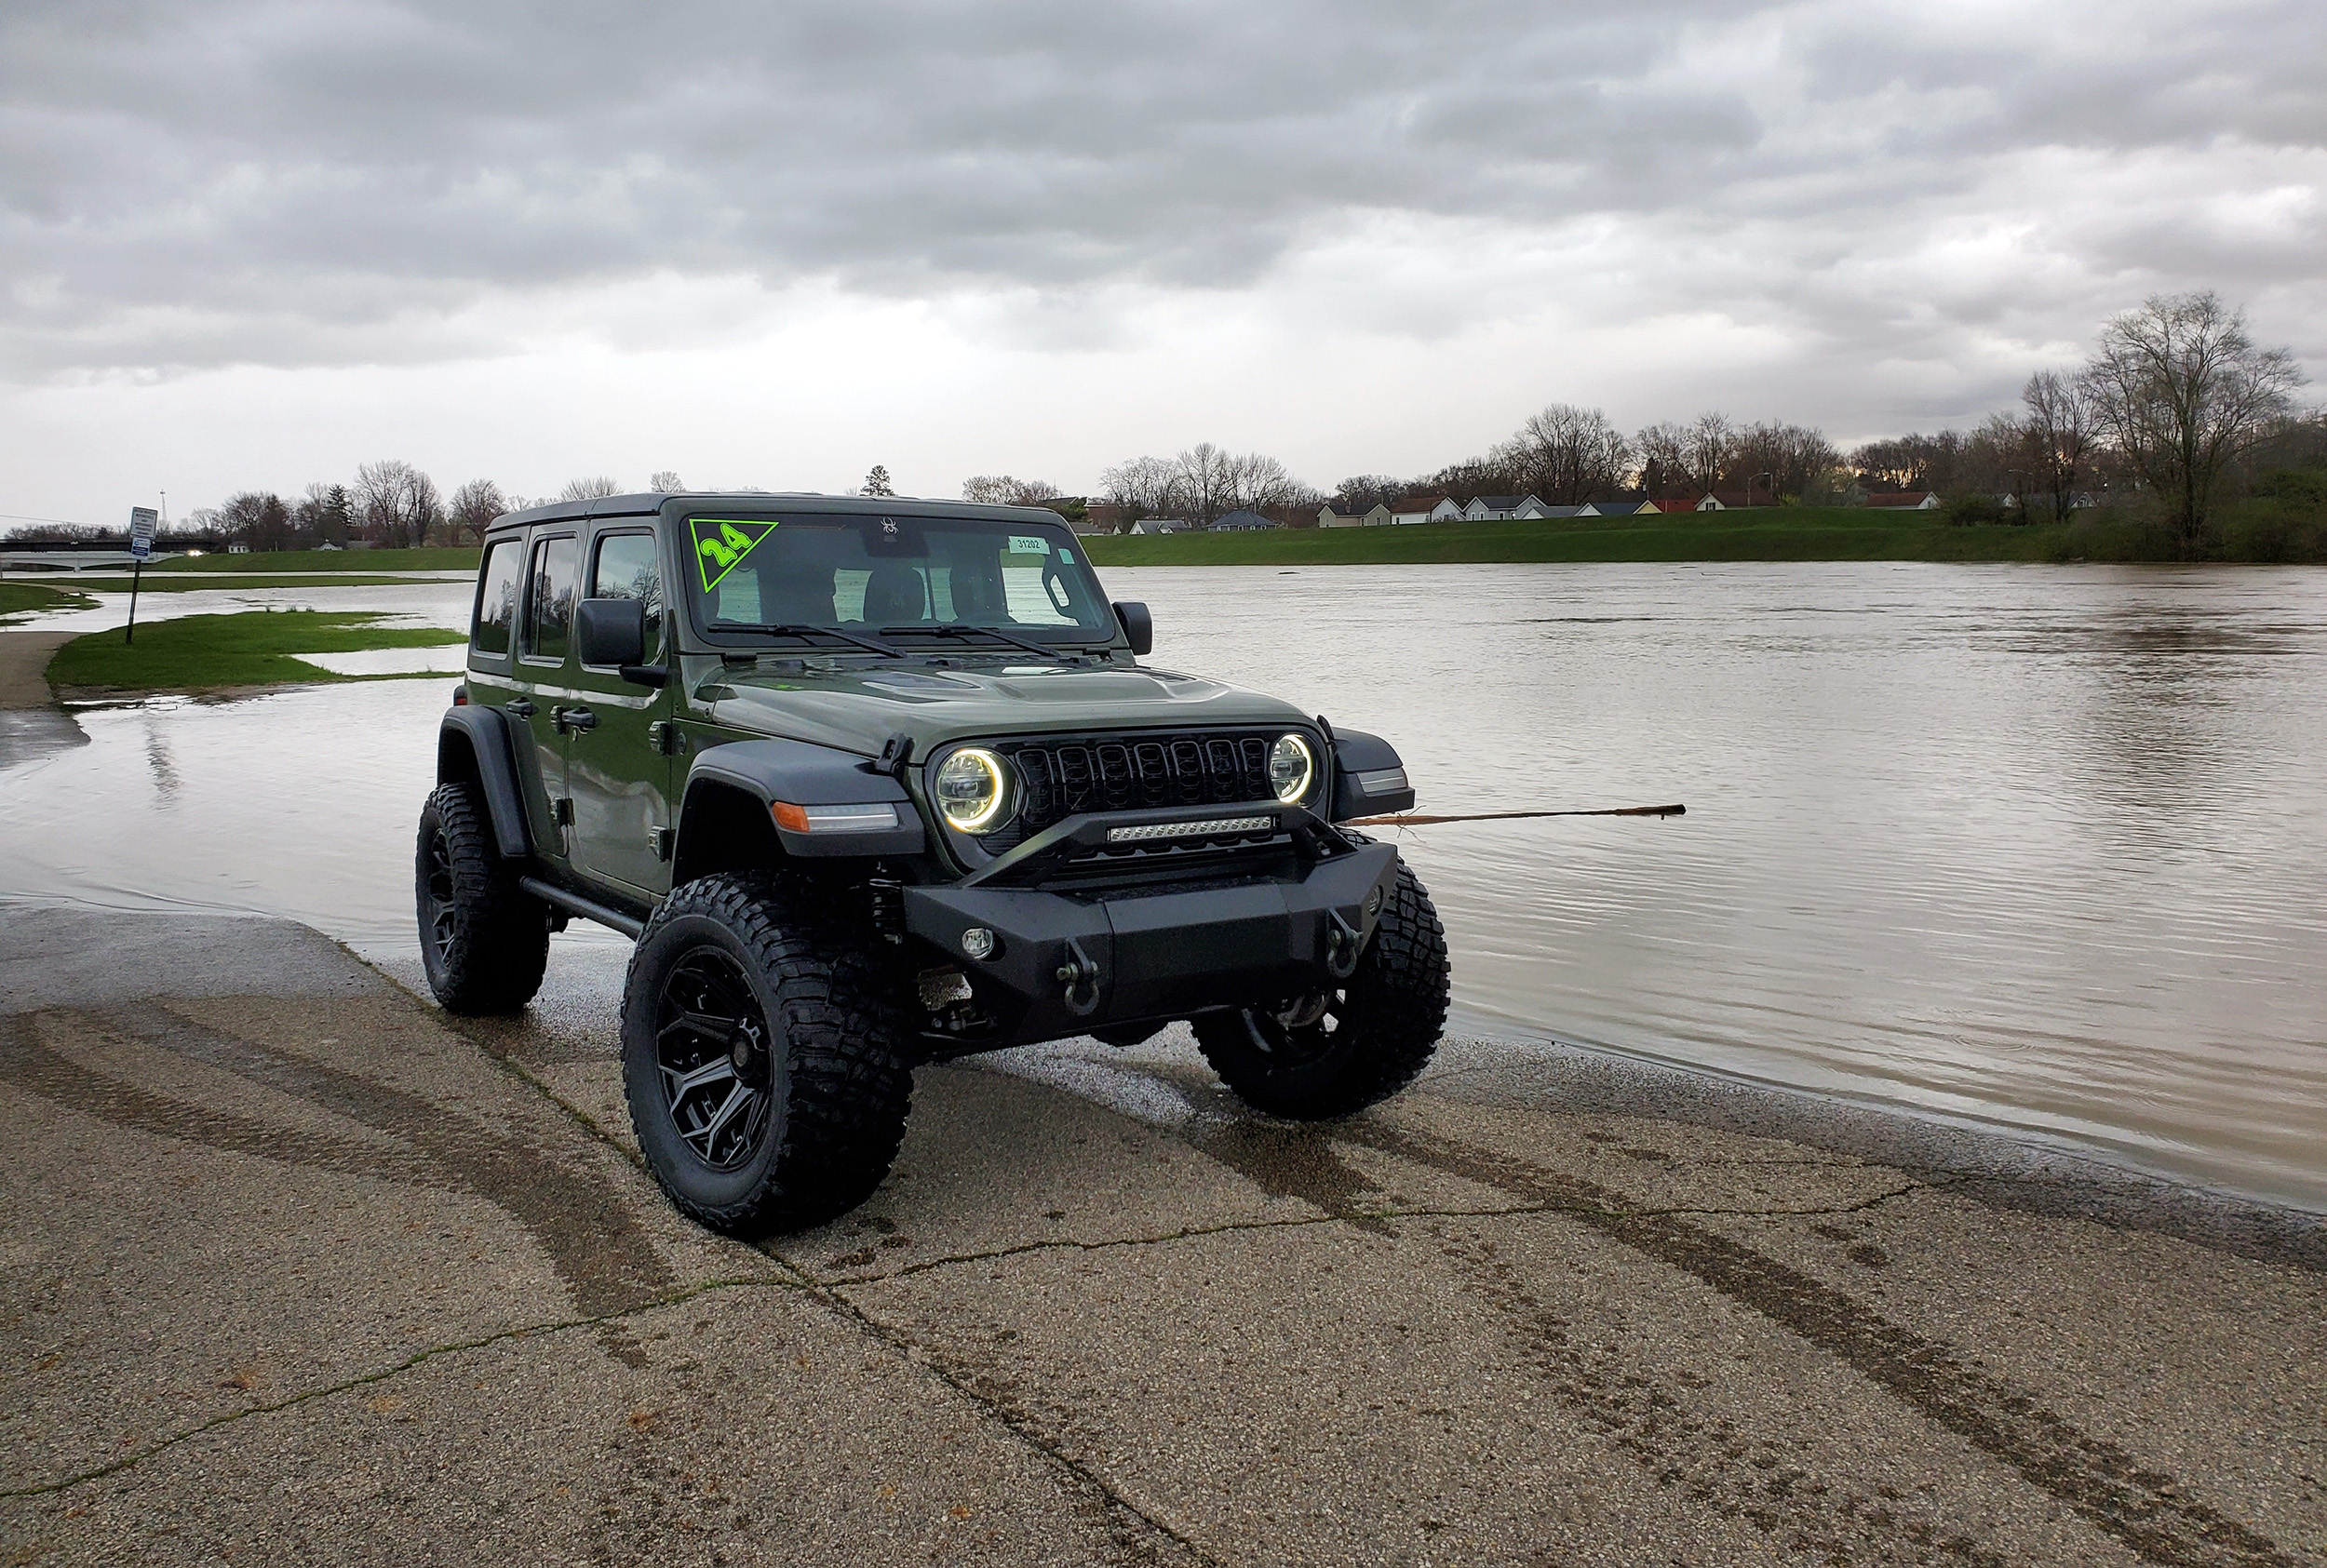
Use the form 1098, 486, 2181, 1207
1864, 490, 1943, 511
1577, 500, 1661, 517
1389, 494, 1463, 526
1460, 494, 1549, 521
1129, 517, 1193, 535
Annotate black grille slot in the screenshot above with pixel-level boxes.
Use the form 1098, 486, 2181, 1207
996, 728, 1290, 837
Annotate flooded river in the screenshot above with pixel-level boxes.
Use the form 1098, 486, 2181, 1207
4, 564, 2323, 1209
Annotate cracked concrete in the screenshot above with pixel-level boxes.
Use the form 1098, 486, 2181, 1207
6, 907, 2325, 1565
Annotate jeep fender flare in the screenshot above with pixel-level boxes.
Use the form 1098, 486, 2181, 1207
1328, 728, 1417, 821
675, 739, 924, 884
437, 705, 531, 860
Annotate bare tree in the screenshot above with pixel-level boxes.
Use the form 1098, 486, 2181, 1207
1634, 422, 1690, 497
2017, 372, 2096, 521
1098, 455, 1180, 530
353, 460, 444, 549
448, 479, 508, 543
2081, 291, 2305, 551
1332, 475, 1404, 511
1171, 442, 1239, 525
861, 464, 896, 498
1686, 412, 1736, 492
558, 476, 624, 502
1495, 405, 1633, 504
649, 470, 685, 492
1224, 451, 1303, 514
1728, 422, 1840, 501
216, 491, 292, 551
962, 475, 1063, 506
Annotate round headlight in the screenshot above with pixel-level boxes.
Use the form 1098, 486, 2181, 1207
1268, 733, 1315, 804
935, 747, 1008, 831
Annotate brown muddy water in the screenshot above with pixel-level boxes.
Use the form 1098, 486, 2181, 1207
3, 563, 2323, 1209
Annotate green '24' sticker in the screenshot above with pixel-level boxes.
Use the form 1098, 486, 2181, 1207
690, 517, 777, 591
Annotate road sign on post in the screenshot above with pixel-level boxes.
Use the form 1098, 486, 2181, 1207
127, 506, 157, 645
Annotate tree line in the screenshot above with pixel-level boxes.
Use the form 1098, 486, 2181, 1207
970, 291, 2316, 554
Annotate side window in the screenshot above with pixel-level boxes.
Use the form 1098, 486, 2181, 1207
588, 532, 664, 661
471, 539, 522, 657
523, 535, 579, 663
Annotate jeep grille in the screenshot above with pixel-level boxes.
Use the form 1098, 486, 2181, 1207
999, 730, 1280, 838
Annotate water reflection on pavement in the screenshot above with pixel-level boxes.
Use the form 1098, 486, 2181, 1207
2, 561, 2322, 1210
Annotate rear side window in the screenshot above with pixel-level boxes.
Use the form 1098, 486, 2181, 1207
589, 532, 664, 661
523, 535, 579, 663
471, 539, 523, 657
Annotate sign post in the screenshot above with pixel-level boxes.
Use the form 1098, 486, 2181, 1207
126, 506, 156, 646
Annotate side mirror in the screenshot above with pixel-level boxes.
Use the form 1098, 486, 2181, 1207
576, 596, 648, 671
1111, 600, 1152, 657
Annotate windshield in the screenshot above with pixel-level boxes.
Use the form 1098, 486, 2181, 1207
680, 511, 1115, 647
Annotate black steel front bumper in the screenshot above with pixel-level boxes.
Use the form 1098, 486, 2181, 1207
900, 809, 1402, 1047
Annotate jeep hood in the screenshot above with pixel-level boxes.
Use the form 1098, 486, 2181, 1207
694, 659, 1313, 757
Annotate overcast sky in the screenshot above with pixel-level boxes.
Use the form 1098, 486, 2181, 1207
4, 0, 2322, 525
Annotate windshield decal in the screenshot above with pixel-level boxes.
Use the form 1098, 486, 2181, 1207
1007, 534, 1050, 555
690, 517, 777, 592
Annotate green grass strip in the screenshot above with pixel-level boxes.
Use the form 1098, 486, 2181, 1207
48, 610, 464, 694
0, 581, 97, 620
54, 573, 437, 593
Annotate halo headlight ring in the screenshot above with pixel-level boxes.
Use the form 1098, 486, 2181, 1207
935, 746, 1010, 832
1269, 733, 1317, 805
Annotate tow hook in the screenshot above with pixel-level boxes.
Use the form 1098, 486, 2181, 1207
1325, 910, 1364, 980
1056, 938, 1101, 1016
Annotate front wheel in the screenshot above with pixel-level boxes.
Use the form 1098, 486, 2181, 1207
621, 873, 913, 1236
1194, 846, 1450, 1119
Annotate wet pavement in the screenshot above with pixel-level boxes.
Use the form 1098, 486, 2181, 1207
5, 908, 2323, 1567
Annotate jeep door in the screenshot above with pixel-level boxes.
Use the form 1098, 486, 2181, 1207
513, 529, 582, 862
562, 522, 676, 898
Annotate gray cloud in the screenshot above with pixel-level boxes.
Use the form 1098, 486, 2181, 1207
3, 0, 2322, 380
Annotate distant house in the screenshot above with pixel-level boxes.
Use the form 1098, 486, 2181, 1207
1535, 504, 1587, 519
1688, 490, 1757, 511
1460, 494, 1549, 521
1864, 490, 1942, 511
1389, 494, 1463, 526
227, 543, 251, 555
1129, 517, 1193, 535
1578, 499, 1661, 517
1209, 509, 1276, 531
1082, 503, 1133, 532
1318, 502, 1393, 529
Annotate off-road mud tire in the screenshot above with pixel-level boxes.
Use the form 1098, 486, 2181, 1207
621, 872, 913, 1236
415, 781, 550, 1014
1194, 833, 1449, 1119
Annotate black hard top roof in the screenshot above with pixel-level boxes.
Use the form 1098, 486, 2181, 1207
489, 490, 1070, 534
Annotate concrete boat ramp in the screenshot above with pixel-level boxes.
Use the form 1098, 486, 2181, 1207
2, 907, 2320, 1566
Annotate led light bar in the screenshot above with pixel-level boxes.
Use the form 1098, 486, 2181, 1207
1105, 815, 1273, 844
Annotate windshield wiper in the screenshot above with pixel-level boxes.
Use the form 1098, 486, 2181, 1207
724, 623, 902, 658
877, 623, 1084, 662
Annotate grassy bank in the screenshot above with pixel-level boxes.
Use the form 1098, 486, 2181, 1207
0, 581, 97, 622
1081, 502, 2327, 567
150, 546, 480, 573
48, 610, 464, 695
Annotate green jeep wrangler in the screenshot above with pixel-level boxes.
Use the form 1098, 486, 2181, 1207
418, 491, 1447, 1233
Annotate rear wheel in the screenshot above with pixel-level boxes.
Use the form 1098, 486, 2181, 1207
415, 781, 549, 1014
622, 872, 913, 1236
1194, 843, 1449, 1119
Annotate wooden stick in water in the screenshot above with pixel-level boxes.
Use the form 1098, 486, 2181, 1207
1344, 804, 1686, 826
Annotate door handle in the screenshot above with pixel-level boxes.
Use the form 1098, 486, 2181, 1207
556, 705, 599, 733
504, 699, 535, 718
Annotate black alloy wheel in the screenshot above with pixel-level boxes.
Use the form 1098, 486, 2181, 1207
652, 948, 775, 1171
620, 871, 914, 1236
421, 825, 459, 970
